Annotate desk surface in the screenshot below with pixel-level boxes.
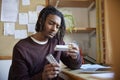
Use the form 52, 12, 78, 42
61, 67, 113, 80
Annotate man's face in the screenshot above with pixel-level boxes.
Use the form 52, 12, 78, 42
42, 14, 61, 38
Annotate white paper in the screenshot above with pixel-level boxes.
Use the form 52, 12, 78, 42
91, 72, 114, 79
27, 24, 36, 33
22, 0, 30, 6
15, 30, 27, 39
1, 0, 19, 22
80, 64, 111, 70
4, 23, 15, 35
36, 5, 44, 13
28, 11, 38, 23
19, 13, 28, 25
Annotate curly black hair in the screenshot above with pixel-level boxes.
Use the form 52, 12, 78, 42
35, 5, 66, 40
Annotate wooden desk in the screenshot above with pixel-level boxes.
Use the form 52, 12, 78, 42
61, 68, 113, 80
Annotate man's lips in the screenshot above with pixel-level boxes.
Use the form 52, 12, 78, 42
49, 33, 56, 36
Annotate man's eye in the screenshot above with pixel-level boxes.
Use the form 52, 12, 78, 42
49, 22, 54, 25
56, 25, 60, 29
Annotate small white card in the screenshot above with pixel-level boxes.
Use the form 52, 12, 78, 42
54, 45, 69, 51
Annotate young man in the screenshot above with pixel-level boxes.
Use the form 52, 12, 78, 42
8, 6, 82, 80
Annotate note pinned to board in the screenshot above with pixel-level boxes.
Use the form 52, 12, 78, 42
22, 0, 30, 6
28, 11, 38, 24
36, 5, 45, 13
19, 13, 28, 25
15, 30, 27, 39
27, 24, 36, 33
1, 0, 19, 22
4, 23, 15, 36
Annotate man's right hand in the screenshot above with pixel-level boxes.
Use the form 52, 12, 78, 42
42, 63, 61, 79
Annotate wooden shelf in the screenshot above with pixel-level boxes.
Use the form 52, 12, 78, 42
47, 0, 95, 7
0, 56, 12, 60
66, 27, 96, 33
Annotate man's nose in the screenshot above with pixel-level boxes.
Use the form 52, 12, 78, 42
52, 25, 57, 31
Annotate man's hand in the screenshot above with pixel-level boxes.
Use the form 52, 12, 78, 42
67, 43, 79, 59
42, 63, 61, 79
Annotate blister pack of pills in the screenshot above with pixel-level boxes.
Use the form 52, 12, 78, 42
46, 54, 58, 64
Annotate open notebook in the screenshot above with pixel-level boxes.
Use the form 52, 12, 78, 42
79, 64, 112, 73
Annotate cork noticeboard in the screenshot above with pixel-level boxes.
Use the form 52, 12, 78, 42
0, 0, 46, 60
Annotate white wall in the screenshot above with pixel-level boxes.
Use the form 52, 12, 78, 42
0, 60, 11, 80
59, 7, 89, 28
88, 36, 97, 60
89, 7, 96, 28
88, 7, 97, 60
64, 33, 89, 51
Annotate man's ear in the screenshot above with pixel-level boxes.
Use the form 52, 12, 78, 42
57, 30, 60, 37
38, 19, 42, 24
